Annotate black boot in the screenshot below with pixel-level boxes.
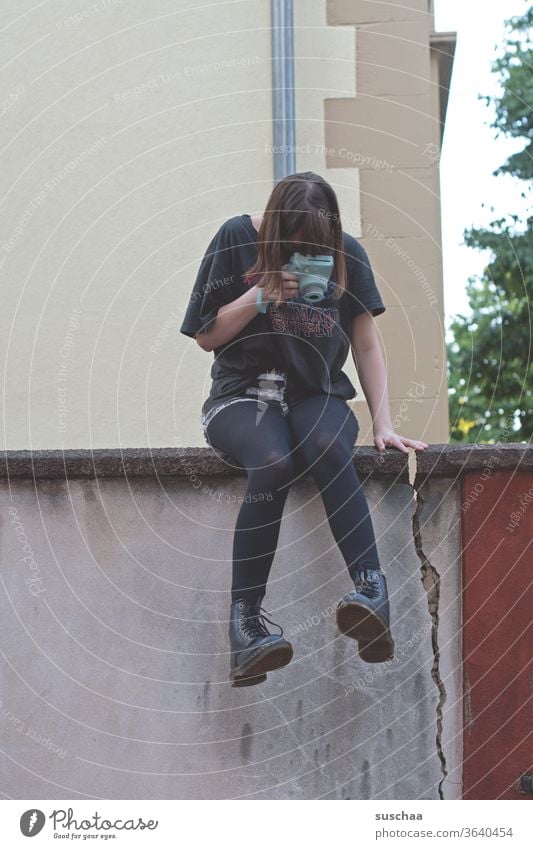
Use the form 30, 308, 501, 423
228, 596, 293, 687
336, 566, 395, 662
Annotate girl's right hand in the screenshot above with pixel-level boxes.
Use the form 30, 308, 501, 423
257, 270, 300, 303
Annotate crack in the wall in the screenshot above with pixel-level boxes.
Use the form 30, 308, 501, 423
411, 481, 448, 800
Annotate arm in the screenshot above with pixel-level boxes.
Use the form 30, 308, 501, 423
180, 222, 268, 350
196, 271, 300, 352
350, 312, 428, 454
195, 283, 261, 352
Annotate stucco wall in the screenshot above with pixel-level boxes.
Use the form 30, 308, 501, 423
1, 0, 453, 452
326, 0, 449, 442
0, 444, 468, 799
0, 0, 273, 451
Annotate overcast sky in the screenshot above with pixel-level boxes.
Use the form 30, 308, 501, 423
435, 0, 530, 327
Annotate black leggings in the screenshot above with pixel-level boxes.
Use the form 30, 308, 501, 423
205, 394, 381, 604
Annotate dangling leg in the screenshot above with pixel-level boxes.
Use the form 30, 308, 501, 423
206, 400, 295, 684
207, 400, 295, 603
287, 395, 394, 662
287, 395, 380, 578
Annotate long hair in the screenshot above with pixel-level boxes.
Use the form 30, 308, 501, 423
244, 171, 346, 306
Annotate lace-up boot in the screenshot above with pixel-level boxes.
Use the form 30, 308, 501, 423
336, 566, 395, 662
228, 596, 294, 687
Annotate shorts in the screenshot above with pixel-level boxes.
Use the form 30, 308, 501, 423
200, 368, 289, 445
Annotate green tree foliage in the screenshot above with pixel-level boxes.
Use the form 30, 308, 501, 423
448, 5, 532, 443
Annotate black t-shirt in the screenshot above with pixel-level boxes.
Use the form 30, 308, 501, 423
179, 213, 386, 418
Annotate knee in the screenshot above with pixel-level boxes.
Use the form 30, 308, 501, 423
254, 448, 295, 488
265, 448, 295, 482
302, 431, 352, 468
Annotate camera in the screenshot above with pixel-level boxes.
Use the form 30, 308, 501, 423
282, 252, 334, 304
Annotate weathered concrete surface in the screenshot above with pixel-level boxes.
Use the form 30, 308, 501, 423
0, 444, 410, 481
2, 443, 528, 482
0, 469, 458, 799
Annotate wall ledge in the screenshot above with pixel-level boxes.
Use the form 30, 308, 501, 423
0, 444, 530, 481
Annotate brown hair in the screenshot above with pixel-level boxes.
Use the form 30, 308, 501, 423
244, 171, 346, 306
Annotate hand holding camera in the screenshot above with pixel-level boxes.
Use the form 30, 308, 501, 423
282, 253, 334, 303
256, 252, 334, 312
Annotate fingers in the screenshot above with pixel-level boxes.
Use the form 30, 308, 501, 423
406, 439, 429, 449
273, 270, 299, 301
281, 270, 299, 282
386, 436, 416, 454
391, 434, 428, 448
282, 283, 300, 300
393, 441, 410, 454
376, 434, 429, 455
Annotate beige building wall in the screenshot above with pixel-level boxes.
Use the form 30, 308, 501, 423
323, 0, 451, 443
0, 0, 273, 450
1, 0, 452, 450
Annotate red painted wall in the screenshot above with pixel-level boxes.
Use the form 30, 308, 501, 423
462, 468, 533, 799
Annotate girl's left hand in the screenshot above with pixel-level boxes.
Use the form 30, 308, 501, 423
373, 427, 429, 454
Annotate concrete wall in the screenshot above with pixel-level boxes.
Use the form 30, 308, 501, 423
0, 444, 473, 800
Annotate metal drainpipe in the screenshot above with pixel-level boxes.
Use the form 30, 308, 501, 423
271, 0, 296, 182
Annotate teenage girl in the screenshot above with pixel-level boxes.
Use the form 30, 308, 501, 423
180, 172, 428, 687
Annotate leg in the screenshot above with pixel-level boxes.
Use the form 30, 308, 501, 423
287, 395, 394, 662
206, 400, 295, 685
206, 400, 295, 604
287, 394, 380, 579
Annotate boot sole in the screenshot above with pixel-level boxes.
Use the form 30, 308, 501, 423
336, 602, 395, 663
230, 641, 294, 687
